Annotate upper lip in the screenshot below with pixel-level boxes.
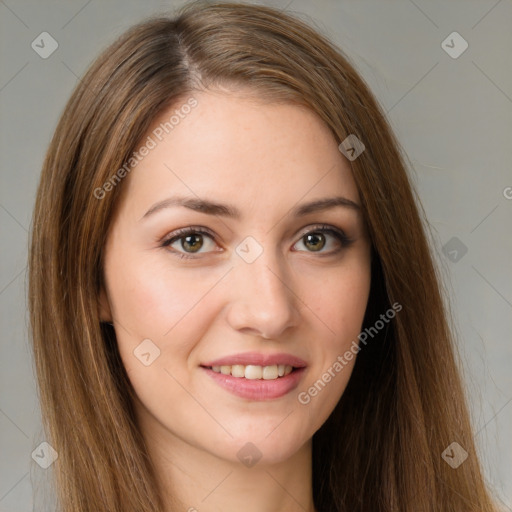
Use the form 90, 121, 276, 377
201, 352, 307, 368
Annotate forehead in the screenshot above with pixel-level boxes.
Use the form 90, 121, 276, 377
120, 89, 360, 216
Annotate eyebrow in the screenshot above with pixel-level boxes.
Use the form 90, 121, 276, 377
141, 195, 361, 221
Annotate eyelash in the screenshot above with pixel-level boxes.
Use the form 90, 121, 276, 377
160, 224, 354, 260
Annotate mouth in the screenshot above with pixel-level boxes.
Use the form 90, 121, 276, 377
200, 363, 306, 400
201, 364, 297, 380
200, 352, 307, 400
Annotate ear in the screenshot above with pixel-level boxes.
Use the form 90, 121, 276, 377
98, 284, 113, 322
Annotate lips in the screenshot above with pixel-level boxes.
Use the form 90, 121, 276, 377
201, 366, 306, 400
201, 351, 307, 369
200, 352, 307, 400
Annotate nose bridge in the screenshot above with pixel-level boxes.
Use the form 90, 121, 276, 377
226, 236, 300, 338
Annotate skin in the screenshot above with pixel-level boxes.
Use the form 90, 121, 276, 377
100, 87, 372, 512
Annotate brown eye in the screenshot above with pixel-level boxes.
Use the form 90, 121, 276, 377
162, 227, 217, 258
293, 226, 352, 254
180, 233, 204, 253
303, 232, 326, 252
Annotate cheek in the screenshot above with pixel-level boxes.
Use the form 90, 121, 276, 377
105, 248, 221, 332
103, 251, 241, 399
297, 255, 371, 416
305, 255, 371, 346
332, 272, 371, 341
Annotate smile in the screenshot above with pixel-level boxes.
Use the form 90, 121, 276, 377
208, 364, 294, 380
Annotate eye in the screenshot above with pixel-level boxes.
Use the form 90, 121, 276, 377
161, 224, 353, 259
161, 226, 217, 259
292, 224, 353, 254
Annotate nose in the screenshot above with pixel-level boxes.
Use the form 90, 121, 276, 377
225, 246, 301, 340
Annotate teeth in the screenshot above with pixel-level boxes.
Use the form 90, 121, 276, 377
231, 364, 245, 378
262, 365, 278, 380
210, 364, 294, 379
245, 365, 262, 379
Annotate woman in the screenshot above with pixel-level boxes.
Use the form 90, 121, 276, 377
28, 1, 499, 511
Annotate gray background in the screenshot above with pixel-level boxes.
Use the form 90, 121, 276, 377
1, 0, 511, 510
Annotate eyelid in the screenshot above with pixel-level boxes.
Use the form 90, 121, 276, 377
296, 223, 348, 241
160, 225, 213, 241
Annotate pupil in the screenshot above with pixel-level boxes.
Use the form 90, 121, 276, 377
183, 234, 203, 252
305, 233, 325, 251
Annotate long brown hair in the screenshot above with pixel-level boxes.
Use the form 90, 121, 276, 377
28, 2, 498, 510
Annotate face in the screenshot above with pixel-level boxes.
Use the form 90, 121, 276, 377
100, 88, 372, 467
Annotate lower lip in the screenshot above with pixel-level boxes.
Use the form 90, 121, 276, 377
201, 367, 306, 400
